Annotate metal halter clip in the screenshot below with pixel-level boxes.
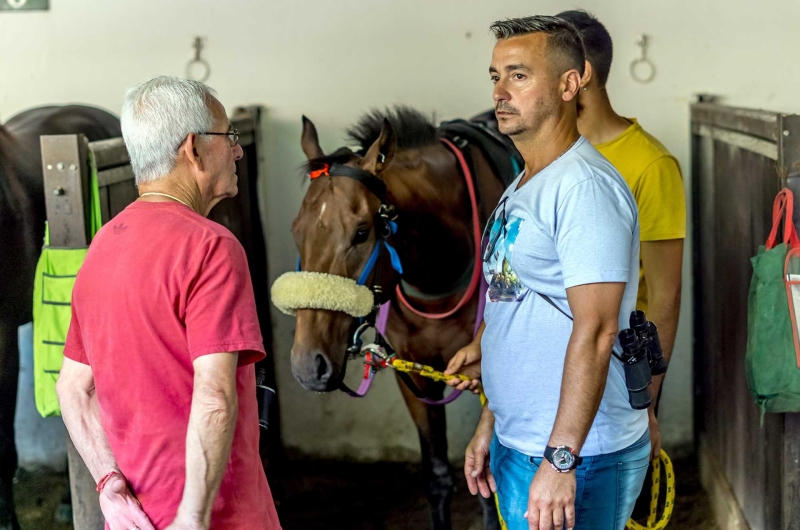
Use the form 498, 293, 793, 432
361, 343, 391, 362
346, 321, 371, 358
378, 203, 397, 221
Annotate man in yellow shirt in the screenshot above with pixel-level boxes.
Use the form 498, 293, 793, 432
557, 10, 685, 462
448, 10, 685, 464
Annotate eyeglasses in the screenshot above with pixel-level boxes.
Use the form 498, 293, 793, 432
199, 127, 239, 147
481, 197, 509, 263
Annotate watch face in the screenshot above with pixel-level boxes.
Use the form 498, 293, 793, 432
552, 448, 575, 470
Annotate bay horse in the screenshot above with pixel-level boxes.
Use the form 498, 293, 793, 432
0, 105, 120, 530
285, 107, 518, 530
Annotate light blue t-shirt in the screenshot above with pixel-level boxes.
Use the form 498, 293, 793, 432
481, 136, 648, 458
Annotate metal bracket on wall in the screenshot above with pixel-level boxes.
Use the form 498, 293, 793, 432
40, 135, 90, 248
0, 0, 48, 11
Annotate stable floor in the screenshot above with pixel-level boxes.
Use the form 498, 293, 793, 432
15, 454, 716, 529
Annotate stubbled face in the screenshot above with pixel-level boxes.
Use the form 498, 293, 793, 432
490, 33, 562, 140
289, 165, 383, 391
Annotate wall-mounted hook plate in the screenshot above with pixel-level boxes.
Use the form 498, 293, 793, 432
0, 0, 48, 10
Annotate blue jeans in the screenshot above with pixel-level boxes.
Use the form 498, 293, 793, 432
490, 430, 650, 530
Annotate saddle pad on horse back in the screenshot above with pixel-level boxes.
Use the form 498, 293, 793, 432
438, 116, 523, 190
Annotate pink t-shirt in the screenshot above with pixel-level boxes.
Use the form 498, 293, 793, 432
64, 201, 280, 529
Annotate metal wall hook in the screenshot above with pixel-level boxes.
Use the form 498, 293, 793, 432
630, 33, 656, 84
186, 36, 211, 82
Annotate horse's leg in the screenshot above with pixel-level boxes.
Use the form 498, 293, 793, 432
0, 323, 21, 530
396, 376, 453, 530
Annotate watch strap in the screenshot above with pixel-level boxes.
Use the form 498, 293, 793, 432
544, 445, 582, 471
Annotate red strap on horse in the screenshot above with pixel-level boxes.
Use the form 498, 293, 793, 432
395, 137, 482, 319
766, 188, 800, 250
309, 164, 330, 180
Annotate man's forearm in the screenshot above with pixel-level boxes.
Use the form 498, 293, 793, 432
176, 390, 238, 526
548, 328, 616, 452
646, 290, 681, 407
478, 405, 495, 430
474, 321, 486, 345
58, 386, 119, 481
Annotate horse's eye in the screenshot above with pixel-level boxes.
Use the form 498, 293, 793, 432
352, 227, 370, 246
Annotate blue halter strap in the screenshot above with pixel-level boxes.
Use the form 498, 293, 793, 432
296, 220, 403, 286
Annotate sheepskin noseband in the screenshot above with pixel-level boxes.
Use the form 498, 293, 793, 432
270, 271, 375, 318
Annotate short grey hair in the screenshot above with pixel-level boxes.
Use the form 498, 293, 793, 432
490, 15, 586, 77
121, 76, 218, 185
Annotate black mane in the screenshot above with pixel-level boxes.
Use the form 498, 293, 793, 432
304, 106, 437, 174
347, 106, 437, 153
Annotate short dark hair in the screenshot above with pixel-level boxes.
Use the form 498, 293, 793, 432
490, 15, 585, 77
556, 10, 613, 87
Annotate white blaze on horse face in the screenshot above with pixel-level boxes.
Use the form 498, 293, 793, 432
319, 202, 327, 219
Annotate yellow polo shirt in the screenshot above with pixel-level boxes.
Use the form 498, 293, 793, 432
595, 119, 686, 312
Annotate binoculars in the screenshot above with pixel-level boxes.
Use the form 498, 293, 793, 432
617, 310, 667, 410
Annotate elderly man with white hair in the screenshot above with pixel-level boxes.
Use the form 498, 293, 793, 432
56, 76, 281, 530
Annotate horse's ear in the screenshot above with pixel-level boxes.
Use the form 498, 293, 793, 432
301, 115, 325, 160
362, 118, 396, 176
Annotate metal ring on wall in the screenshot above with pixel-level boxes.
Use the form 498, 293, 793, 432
186, 37, 211, 82
186, 59, 211, 82
630, 57, 656, 84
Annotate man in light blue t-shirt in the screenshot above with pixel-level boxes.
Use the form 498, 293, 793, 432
452, 16, 649, 530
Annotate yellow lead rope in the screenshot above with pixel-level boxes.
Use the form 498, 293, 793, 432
626, 449, 675, 530
387, 358, 674, 530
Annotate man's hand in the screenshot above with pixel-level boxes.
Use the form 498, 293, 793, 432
525, 465, 576, 530
99, 474, 155, 530
465, 411, 496, 498
648, 412, 662, 461
445, 341, 482, 393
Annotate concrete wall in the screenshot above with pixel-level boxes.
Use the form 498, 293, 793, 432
3, 0, 799, 462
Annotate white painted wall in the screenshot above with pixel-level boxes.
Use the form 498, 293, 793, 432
3, 0, 799, 462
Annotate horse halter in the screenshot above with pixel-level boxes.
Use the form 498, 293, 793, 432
270, 159, 403, 327
306, 160, 404, 284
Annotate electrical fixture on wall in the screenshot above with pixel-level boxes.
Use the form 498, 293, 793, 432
186, 37, 211, 83
630, 34, 656, 84
0, 0, 48, 11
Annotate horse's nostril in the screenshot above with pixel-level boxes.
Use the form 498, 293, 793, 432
315, 354, 331, 381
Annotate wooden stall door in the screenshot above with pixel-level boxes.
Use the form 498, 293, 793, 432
693, 101, 800, 530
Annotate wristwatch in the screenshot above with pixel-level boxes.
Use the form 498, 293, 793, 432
544, 445, 582, 473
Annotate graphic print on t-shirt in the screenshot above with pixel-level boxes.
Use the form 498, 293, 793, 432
484, 214, 529, 302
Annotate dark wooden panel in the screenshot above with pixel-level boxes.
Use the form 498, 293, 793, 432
97, 165, 134, 188
90, 138, 129, 171
98, 186, 110, 226
692, 100, 800, 530
782, 116, 800, 181
106, 179, 138, 220
692, 103, 781, 142
232, 107, 257, 135
715, 143, 780, 529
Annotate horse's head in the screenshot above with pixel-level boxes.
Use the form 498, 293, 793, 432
285, 115, 398, 391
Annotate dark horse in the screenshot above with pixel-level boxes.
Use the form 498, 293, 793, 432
289, 107, 516, 530
0, 105, 121, 529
